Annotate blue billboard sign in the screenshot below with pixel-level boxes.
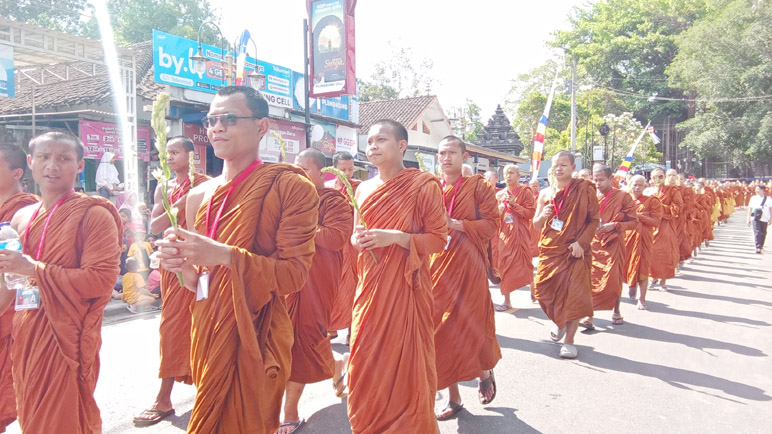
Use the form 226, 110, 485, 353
0, 45, 14, 98
292, 71, 350, 122
152, 30, 293, 108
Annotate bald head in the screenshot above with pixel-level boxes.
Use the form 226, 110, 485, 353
577, 168, 592, 181
484, 170, 498, 185
462, 164, 474, 176
295, 148, 326, 189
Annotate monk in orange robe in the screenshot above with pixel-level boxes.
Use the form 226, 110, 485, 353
675, 173, 695, 263
624, 175, 663, 310
495, 164, 536, 310
586, 164, 637, 328
348, 120, 447, 434
133, 137, 209, 427
533, 151, 599, 359
529, 178, 541, 258
0, 132, 120, 434
648, 168, 683, 291
156, 87, 319, 434
431, 137, 500, 421
279, 149, 353, 433
0, 145, 38, 433
326, 151, 361, 343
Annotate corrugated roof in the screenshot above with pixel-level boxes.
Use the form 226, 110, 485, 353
358, 95, 436, 132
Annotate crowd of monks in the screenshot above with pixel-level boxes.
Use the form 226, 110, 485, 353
0, 85, 768, 434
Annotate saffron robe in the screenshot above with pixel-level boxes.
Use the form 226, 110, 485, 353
534, 179, 599, 328
328, 178, 362, 331
287, 187, 353, 384
347, 169, 447, 434
431, 175, 501, 390
624, 195, 663, 285
678, 187, 696, 261
591, 189, 638, 310
159, 173, 209, 383
530, 186, 540, 257
187, 164, 318, 434
12, 194, 121, 434
0, 192, 38, 433
495, 184, 536, 294
648, 185, 683, 280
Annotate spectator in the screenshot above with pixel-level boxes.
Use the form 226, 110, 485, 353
137, 202, 151, 233
95, 152, 122, 198
121, 258, 159, 313
119, 191, 144, 229
748, 184, 772, 253
127, 231, 153, 279
146, 252, 161, 297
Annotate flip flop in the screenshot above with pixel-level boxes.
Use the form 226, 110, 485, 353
549, 325, 566, 342
277, 419, 305, 434
612, 314, 624, 325
559, 344, 578, 359
494, 304, 511, 312
637, 301, 647, 310
628, 286, 637, 299
436, 401, 464, 421
332, 373, 347, 398
133, 408, 175, 427
579, 319, 595, 330
478, 370, 496, 405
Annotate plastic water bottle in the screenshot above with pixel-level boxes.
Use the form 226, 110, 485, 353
0, 222, 27, 290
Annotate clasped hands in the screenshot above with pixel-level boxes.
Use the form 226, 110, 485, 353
155, 227, 233, 286
353, 226, 406, 250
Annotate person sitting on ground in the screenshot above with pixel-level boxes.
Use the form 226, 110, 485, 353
121, 258, 159, 312
128, 230, 153, 279
145, 253, 162, 297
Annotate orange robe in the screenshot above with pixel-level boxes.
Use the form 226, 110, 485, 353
534, 179, 599, 328
495, 184, 536, 294
678, 187, 696, 261
530, 186, 540, 257
347, 169, 447, 434
158, 173, 209, 384
591, 189, 638, 310
431, 175, 501, 390
0, 192, 38, 433
649, 185, 683, 279
188, 164, 318, 434
287, 187, 353, 384
328, 178, 361, 331
624, 195, 663, 285
13, 195, 121, 434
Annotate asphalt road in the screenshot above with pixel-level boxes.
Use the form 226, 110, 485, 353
5, 213, 771, 433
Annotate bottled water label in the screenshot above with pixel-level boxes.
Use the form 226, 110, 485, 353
0, 239, 21, 251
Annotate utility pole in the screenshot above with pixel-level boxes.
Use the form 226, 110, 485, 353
570, 53, 577, 152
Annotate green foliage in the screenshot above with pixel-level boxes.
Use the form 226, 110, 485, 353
668, 0, 772, 164
0, 0, 88, 34
366, 41, 436, 99
449, 99, 485, 142
357, 78, 398, 102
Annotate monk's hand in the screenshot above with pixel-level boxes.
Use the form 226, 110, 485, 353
156, 227, 232, 268
357, 228, 408, 249
568, 241, 584, 258
598, 222, 615, 233
542, 203, 555, 219
0, 249, 38, 277
446, 215, 464, 232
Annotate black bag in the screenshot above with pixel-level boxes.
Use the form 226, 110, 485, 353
753, 196, 767, 221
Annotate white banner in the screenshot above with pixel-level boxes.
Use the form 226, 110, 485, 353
335, 125, 357, 157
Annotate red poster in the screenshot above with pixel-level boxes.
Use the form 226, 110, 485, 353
80, 120, 151, 162
182, 123, 209, 174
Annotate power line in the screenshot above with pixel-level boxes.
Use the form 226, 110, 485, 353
596, 85, 772, 103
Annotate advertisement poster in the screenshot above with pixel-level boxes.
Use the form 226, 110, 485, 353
80, 120, 151, 162
335, 125, 357, 157
259, 119, 305, 163
292, 71, 350, 121
313, 121, 337, 154
152, 30, 293, 108
0, 44, 14, 98
182, 123, 209, 174
308, 0, 356, 97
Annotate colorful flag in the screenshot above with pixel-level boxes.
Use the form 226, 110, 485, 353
531, 70, 560, 179
647, 125, 661, 145
615, 121, 651, 178
235, 29, 250, 86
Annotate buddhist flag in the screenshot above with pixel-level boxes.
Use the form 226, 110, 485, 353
235, 29, 250, 86
615, 121, 651, 178
647, 125, 661, 145
531, 70, 560, 179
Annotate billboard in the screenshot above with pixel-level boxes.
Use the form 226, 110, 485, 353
0, 44, 14, 98
259, 119, 306, 164
335, 125, 357, 157
80, 120, 151, 162
292, 71, 350, 121
152, 30, 293, 108
307, 0, 356, 97
182, 123, 210, 174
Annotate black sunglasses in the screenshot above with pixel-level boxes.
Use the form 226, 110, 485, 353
203, 114, 261, 129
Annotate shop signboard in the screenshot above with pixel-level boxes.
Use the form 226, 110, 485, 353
80, 120, 151, 162
307, 0, 357, 97
182, 123, 209, 174
335, 125, 357, 157
152, 30, 293, 108
259, 119, 305, 163
292, 71, 350, 121
0, 44, 14, 98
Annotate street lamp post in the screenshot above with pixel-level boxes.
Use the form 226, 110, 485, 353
303, 18, 312, 147
599, 123, 610, 165
190, 20, 230, 86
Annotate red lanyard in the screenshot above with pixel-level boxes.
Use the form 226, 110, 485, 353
205, 159, 261, 239
441, 176, 464, 218
552, 183, 572, 219
171, 176, 191, 203
599, 190, 612, 214
23, 190, 73, 260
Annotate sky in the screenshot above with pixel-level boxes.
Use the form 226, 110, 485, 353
214, 0, 586, 120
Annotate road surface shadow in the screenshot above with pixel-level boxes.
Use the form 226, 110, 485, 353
667, 289, 772, 308
495, 335, 771, 402
303, 401, 352, 433
639, 299, 771, 327
677, 267, 769, 281
168, 410, 192, 431
455, 407, 541, 434
674, 273, 772, 291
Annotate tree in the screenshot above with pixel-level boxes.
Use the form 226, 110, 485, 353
367, 41, 436, 98
0, 0, 88, 34
449, 99, 485, 142
357, 78, 398, 102
667, 0, 772, 166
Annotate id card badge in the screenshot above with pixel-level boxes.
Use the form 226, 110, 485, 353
504, 214, 514, 224
599, 218, 604, 229
15, 286, 40, 311
444, 234, 452, 251
550, 218, 565, 232
196, 271, 209, 301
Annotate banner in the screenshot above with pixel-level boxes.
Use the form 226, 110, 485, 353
152, 30, 293, 108
307, 0, 357, 97
335, 125, 357, 157
0, 44, 14, 98
80, 120, 151, 162
313, 121, 337, 154
182, 123, 209, 174
259, 119, 306, 163
531, 70, 560, 178
614, 121, 651, 178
